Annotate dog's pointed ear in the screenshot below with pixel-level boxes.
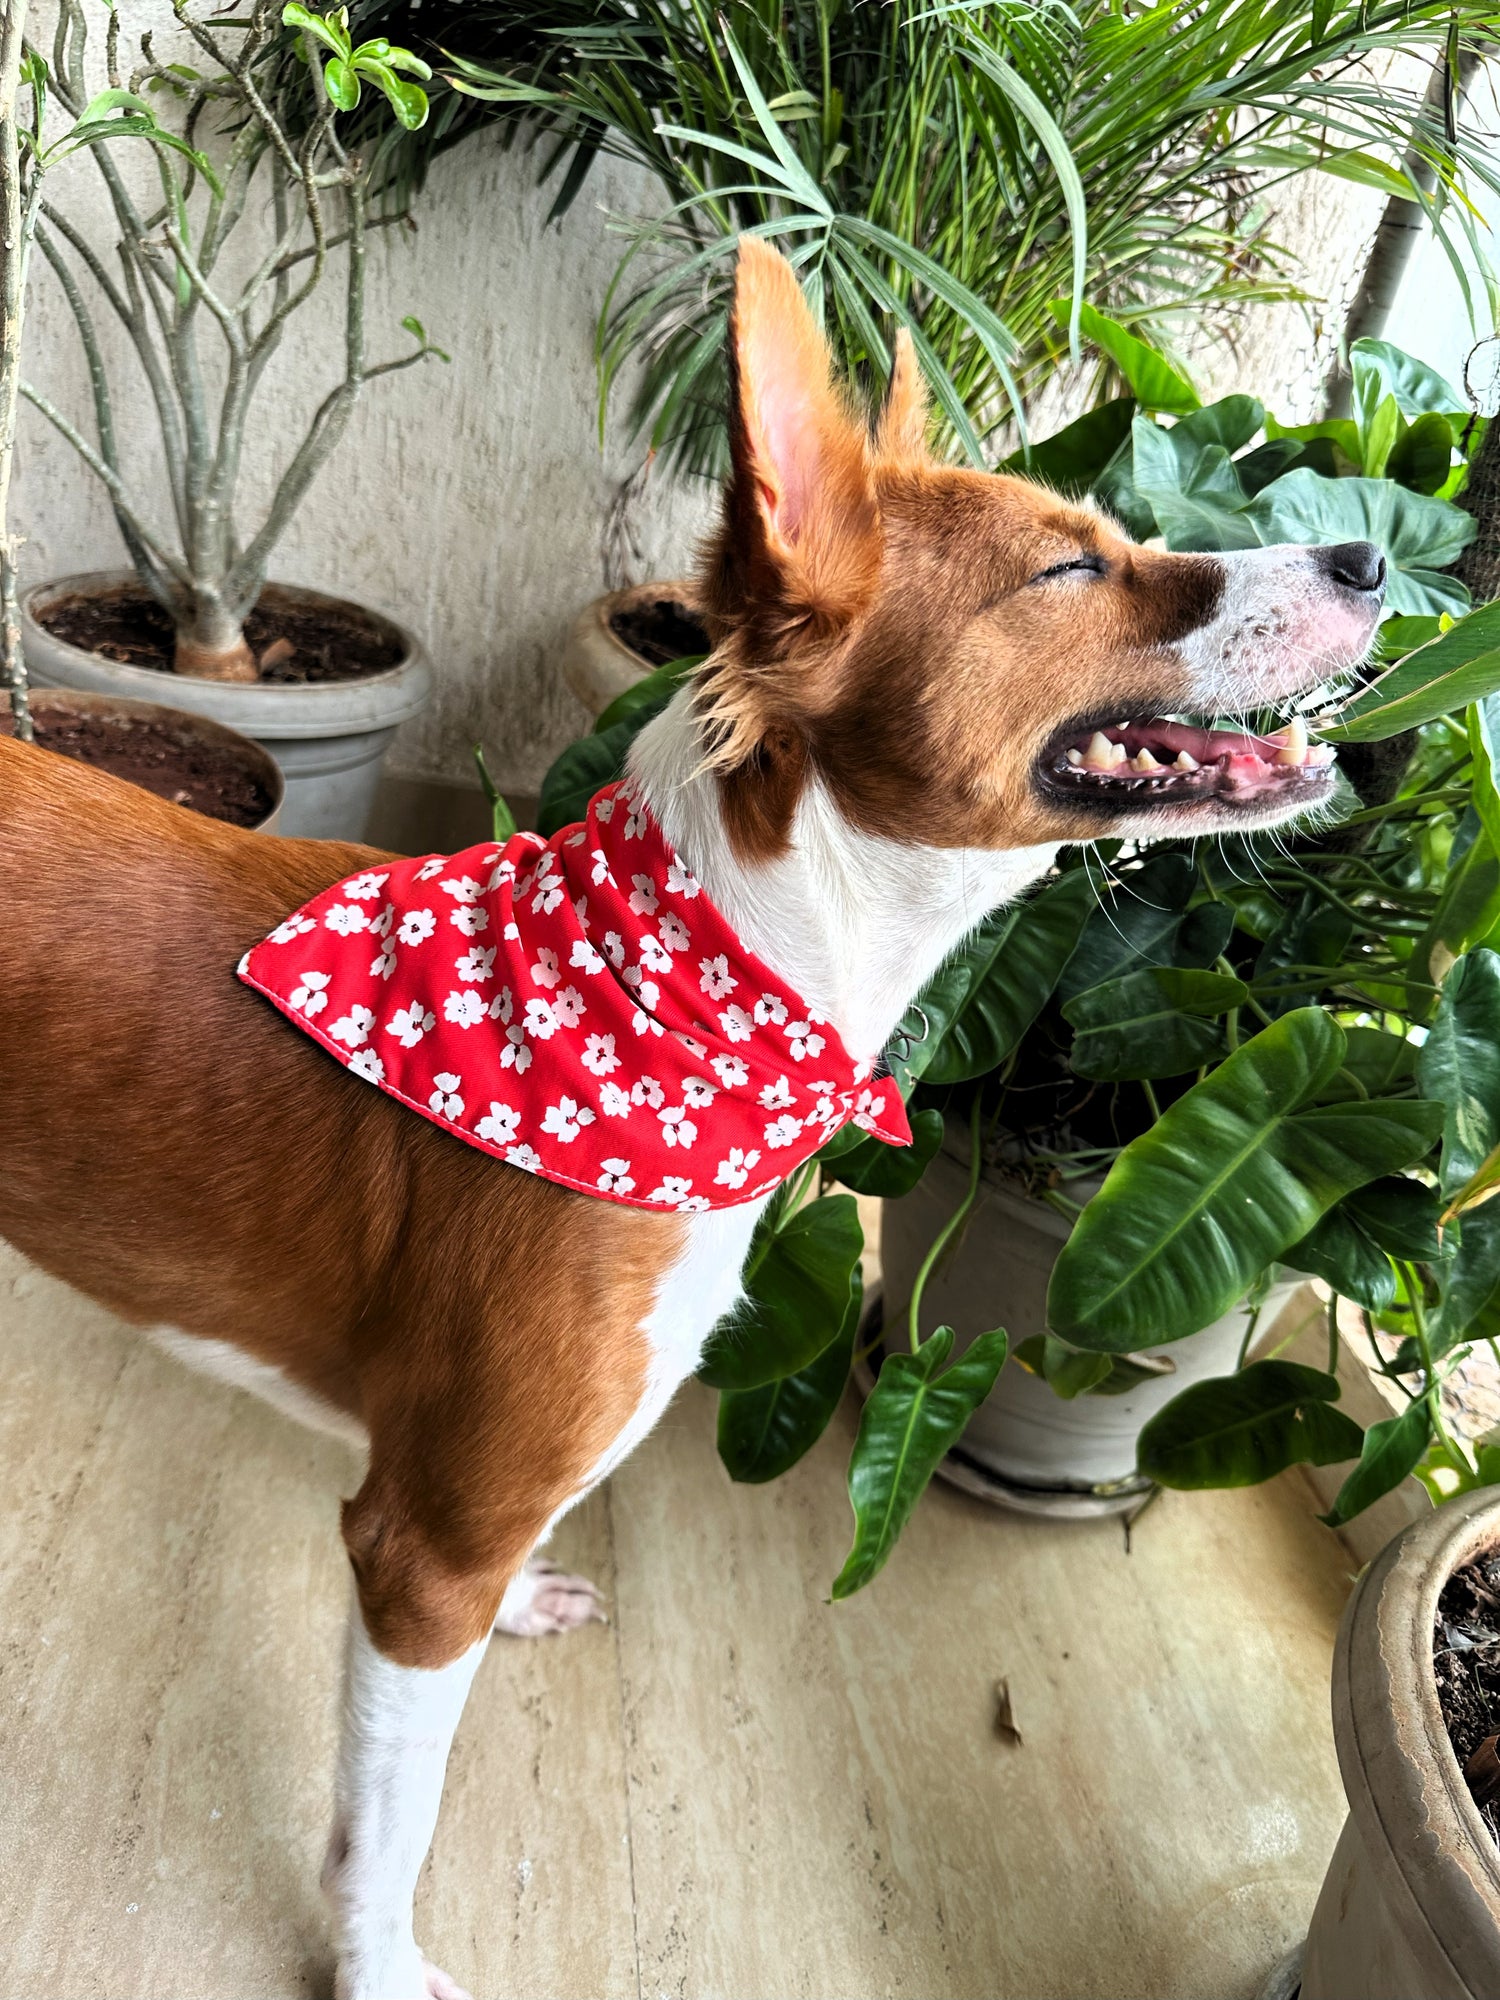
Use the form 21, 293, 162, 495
718, 235, 879, 631
876, 329, 930, 462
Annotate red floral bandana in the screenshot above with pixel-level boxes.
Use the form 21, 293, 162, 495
239, 779, 911, 1213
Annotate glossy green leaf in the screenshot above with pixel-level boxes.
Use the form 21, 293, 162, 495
1342, 1177, 1444, 1263
1247, 470, 1474, 621
1417, 949, 1500, 1198
536, 658, 692, 834
831, 1325, 1008, 1598
824, 1107, 943, 1199
1315, 1027, 1417, 1103
1003, 397, 1135, 497
1137, 1361, 1364, 1489
1057, 852, 1197, 1001
1048, 1010, 1445, 1350
1319, 1398, 1433, 1526
1387, 412, 1457, 496
1326, 603, 1500, 742
1051, 300, 1199, 415
717, 1269, 860, 1483
1131, 414, 1260, 552
1433, 1203, 1500, 1354
1350, 339, 1467, 421
282, 2, 350, 57
1011, 1333, 1112, 1399
699, 1193, 863, 1392
1065, 967, 1245, 1081
1287, 1204, 1395, 1311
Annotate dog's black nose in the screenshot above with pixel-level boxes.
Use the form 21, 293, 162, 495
1317, 540, 1386, 595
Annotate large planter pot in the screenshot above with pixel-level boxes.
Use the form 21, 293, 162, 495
560, 580, 708, 718
22, 572, 430, 840
2, 687, 282, 832
877, 1135, 1299, 1517
1291, 1488, 1500, 2000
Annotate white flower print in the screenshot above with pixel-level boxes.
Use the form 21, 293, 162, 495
289, 970, 330, 1018
639, 933, 673, 975
531, 867, 566, 916
428, 1072, 464, 1120
444, 990, 488, 1028
699, 955, 736, 1001
710, 1053, 750, 1089
679, 1194, 712, 1212
594, 793, 616, 823
416, 856, 446, 881
678, 1035, 706, 1059
499, 1026, 531, 1074
552, 985, 586, 1030
628, 874, 659, 917
270, 913, 316, 945
504, 921, 520, 942
754, 992, 789, 1027
623, 966, 660, 1011
506, 1142, 542, 1174
599, 1081, 632, 1118
658, 912, 691, 953
329, 1003, 375, 1049
531, 947, 562, 991
590, 848, 616, 888
581, 1033, 619, 1077
759, 1076, 795, 1111
451, 904, 490, 937
624, 801, 649, 840
387, 1002, 436, 1048
597, 1158, 635, 1195
631, 1075, 665, 1110
324, 902, 369, 937
665, 855, 700, 898
632, 1009, 664, 1039
648, 1175, 694, 1205
369, 938, 398, 982
603, 931, 626, 969
765, 1113, 803, 1150
397, 907, 437, 947
719, 1004, 755, 1044
714, 1148, 761, 1191
785, 1021, 826, 1062
541, 1096, 595, 1144
476, 1102, 521, 1146
570, 937, 605, 976
370, 904, 394, 938
852, 1087, 889, 1131
681, 1076, 717, 1109
659, 1107, 697, 1150
572, 895, 590, 929
456, 944, 497, 984
440, 873, 485, 904
490, 986, 514, 1025
348, 1048, 385, 1085
485, 857, 517, 893
523, 997, 558, 1041
343, 870, 389, 901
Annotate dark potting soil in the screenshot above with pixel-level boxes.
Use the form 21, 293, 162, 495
35, 583, 404, 685
1, 707, 275, 828
609, 595, 710, 667
1434, 1549, 1500, 1848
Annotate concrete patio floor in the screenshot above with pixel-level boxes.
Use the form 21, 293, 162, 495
1, 1241, 1355, 2000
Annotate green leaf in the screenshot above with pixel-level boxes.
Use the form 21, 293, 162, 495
593, 654, 699, 734
699, 1193, 863, 1393
1002, 397, 1136, 498
1342, 1177, 1444, 1263
1315, 1027, 1417, 1103
824, 1107, 943, 1199
322, 55, 360, 112
717, 1269, 860, 1483
1065, 967, 1246, 1081
1387, 413, 1457, 496
282, 2, 350, 58
901, 869, 1094, 1088
1288, 1204, 1395, 1311
1247, 470, 1473, 622
1350, 339, 1467, 422
1319, 1399, 1434, 1526
471, 744, 517, 841
1057, 851, 1197, 1001
1326, 602, 1500, 742
363, 65, 429, 130
401, 313, 427, 342
1130, 415, 1261, 552
1417, 949, 1500, 1199
1048, 1010, 1445, 1350
1051, 300, 1199, 415
1137, 1361, 1364, 1489
1011, 1333, 1112, 1399
536, 657, 693, 835
831, 1325, 1008, 1598
1433, 1203, 1500, 1354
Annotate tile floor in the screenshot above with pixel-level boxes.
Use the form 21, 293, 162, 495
1, 1243, 1355, 2000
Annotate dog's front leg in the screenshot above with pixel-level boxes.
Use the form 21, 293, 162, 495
323, 1598, 487, 2000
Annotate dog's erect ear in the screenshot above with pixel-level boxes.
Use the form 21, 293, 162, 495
719, 236, 879, 631
876, 329, 930, 463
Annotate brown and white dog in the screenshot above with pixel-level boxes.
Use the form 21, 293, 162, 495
0, 238, 1384, 1997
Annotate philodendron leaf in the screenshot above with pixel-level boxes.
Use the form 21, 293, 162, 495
1325, 602, 1500, 742
1319, 1398, 1434, 1526
1417, 948, 1500, 1198
823, 1106, 943, 1199
1048, 1010, 1444, 1351
1049, 300, 1200, 415
536, 657, 695, 834
1064, 967, 1246, 1081
717, 1269, 860, 1483
1012, 1333, 1112, 1399
1288, 1204, 1396, 1311
1433, 1203, 1500, 1356
1246, 468, 1474, 620
699, 1192, 863, 1393
831, 1325, 1008, 1599
1003, 396, 1136, 496
1137, 1361, 1364, 1489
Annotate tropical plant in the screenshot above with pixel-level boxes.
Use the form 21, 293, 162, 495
533, 313, 1500, 1593
16, 0, 443, 683
419, 0, 1500, 477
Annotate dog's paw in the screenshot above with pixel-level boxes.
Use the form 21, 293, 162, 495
493, 1556, 608, 1638
335, 1950, 469, 2000
422, 1959, 472, 2000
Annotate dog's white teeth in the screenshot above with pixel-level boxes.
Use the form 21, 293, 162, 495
1273, 716, 1309, 767
1132, 748, 1161, 772
1174, 750, 1200, 772
1110, 740, 1129, 768
1082, 731, 1117, 771
1307, 744, 1336, 767
1065, 747, 1083, 766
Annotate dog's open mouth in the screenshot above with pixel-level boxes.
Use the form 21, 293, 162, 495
1038, 712, 1336, 813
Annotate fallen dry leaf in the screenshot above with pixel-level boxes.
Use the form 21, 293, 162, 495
993, 1677, 1022, 1747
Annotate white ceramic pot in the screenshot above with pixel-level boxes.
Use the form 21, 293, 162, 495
22, 572, 430, 840
560, 580, 705, 718
877, 1135, 1299, 1515
1289, 1488, 1500, 2000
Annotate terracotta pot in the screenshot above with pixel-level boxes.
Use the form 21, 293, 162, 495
22, 572, 429, 840
2, 687, 283, 833
560, 581, 707, 718
1293, 1488, 1500, 2000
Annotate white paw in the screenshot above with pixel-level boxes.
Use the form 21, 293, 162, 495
422, 1960, 472, 2000
493, 1557, 608, 1638
335, 1950, 469, 2000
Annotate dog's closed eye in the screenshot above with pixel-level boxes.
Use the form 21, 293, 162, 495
1030, 554, 1107, 585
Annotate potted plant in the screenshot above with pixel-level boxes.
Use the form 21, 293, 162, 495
14, 0, 444, 837
559, 579, 708, 721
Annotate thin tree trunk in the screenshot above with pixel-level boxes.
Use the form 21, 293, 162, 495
1454, 412, 1500, 606
0, 0, 34, 740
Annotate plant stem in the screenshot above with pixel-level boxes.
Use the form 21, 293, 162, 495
906, 1092, 984, 1355
0, 0, 34, 740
